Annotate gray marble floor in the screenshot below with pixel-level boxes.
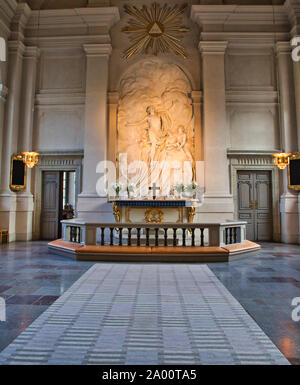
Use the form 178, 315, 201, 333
0, 241, 299, 364
0, 264, 289, 365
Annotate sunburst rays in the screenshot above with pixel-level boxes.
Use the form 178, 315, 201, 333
122, 3, 189, 59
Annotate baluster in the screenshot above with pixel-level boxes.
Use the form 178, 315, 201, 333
71, 227, 75, 242
191, 228, 195, 247
233, 227, 237, 243
110, 228, 114, 246
146, 228, 150, 246
119, 228, 123, 246
225, 228, 229, 244
137, 228, 141, 246
78, 227, 81, 243
229, 228, 233, 244
128, 228, 132, 246
182, 228, 186, 246
164, 228, 168, 246
155, 228, 159, 246
101, 227, 105, 246
173, 228, 177, 246
200, 228, 204, 246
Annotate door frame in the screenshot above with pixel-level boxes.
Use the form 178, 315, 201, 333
228, 150, 280, 242
33, 151, 83, 240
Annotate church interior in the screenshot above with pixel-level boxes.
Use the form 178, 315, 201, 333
0, 0, 300, 367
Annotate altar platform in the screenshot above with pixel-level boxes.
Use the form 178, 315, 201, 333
48, 220, 261, 262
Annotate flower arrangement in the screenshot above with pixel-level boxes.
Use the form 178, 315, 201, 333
185, 181, 198, 195
125, 184, 135, 198
111, 182, 122, 198
174, 183, 185, 198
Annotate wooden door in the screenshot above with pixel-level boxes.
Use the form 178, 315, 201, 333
41, 171, 61, 240
237, 170, 272, 241
254, 171, 273, 241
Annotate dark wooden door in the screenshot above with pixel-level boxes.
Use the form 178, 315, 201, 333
41, 171, 61, 240
237, 170, 272, 241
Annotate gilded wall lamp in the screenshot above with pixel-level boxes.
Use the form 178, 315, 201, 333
22, 152, 40, 169
272, 152, 292, 170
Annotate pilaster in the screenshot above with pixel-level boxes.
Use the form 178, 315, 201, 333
275, 42, 299, 243
77, 43, 114, 222
0, 2, 29, 241
108, 92, 119, 164
15, 46, 40, 241
197, 41, 233, 221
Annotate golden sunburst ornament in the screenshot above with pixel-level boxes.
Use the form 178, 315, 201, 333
122, 3, 189, 59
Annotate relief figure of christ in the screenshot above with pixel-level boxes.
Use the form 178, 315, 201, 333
126, 105, 168, 164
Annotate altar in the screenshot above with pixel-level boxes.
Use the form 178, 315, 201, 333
109, 198, 198, 224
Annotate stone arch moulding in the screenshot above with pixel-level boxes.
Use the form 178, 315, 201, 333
116, 56, 197, 93
110, 58, 202, 189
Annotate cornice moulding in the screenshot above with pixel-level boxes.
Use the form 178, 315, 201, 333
24, 34, 110, 49
0, 0, 18, 37
35, 92, 85, 106
227, 149, 276, 157
226, 90, 278, 104
11, 3, 31, 29
191, 5, 288, 27
201, 32, 290, 48
27, 7, 120, 31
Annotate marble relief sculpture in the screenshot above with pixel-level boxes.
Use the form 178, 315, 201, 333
117, 60, 195, 196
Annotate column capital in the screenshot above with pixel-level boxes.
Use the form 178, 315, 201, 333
198, 41, 228, 55
24, 46, 40, 59
276, 41, 292, 55
83, 43, 112, 57
108, 92, 119, 105
191, 90, 202, 104
7, 40, 25, 56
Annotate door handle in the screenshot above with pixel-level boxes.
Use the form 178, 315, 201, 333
250, 200, 254, 209
255, 200, 258, 209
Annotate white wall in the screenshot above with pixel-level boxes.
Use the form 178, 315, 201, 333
33, 49, 86, 151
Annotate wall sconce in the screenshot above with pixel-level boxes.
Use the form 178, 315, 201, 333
22, 152, 40, 169
272, 152, 292, 170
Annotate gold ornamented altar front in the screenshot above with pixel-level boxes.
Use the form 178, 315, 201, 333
110, 199, 197, 224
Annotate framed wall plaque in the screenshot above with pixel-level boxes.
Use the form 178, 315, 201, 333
10, 154, 26, 191
288, 153, 300, 191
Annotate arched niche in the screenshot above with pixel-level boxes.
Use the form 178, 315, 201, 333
107, 58, 203, 193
